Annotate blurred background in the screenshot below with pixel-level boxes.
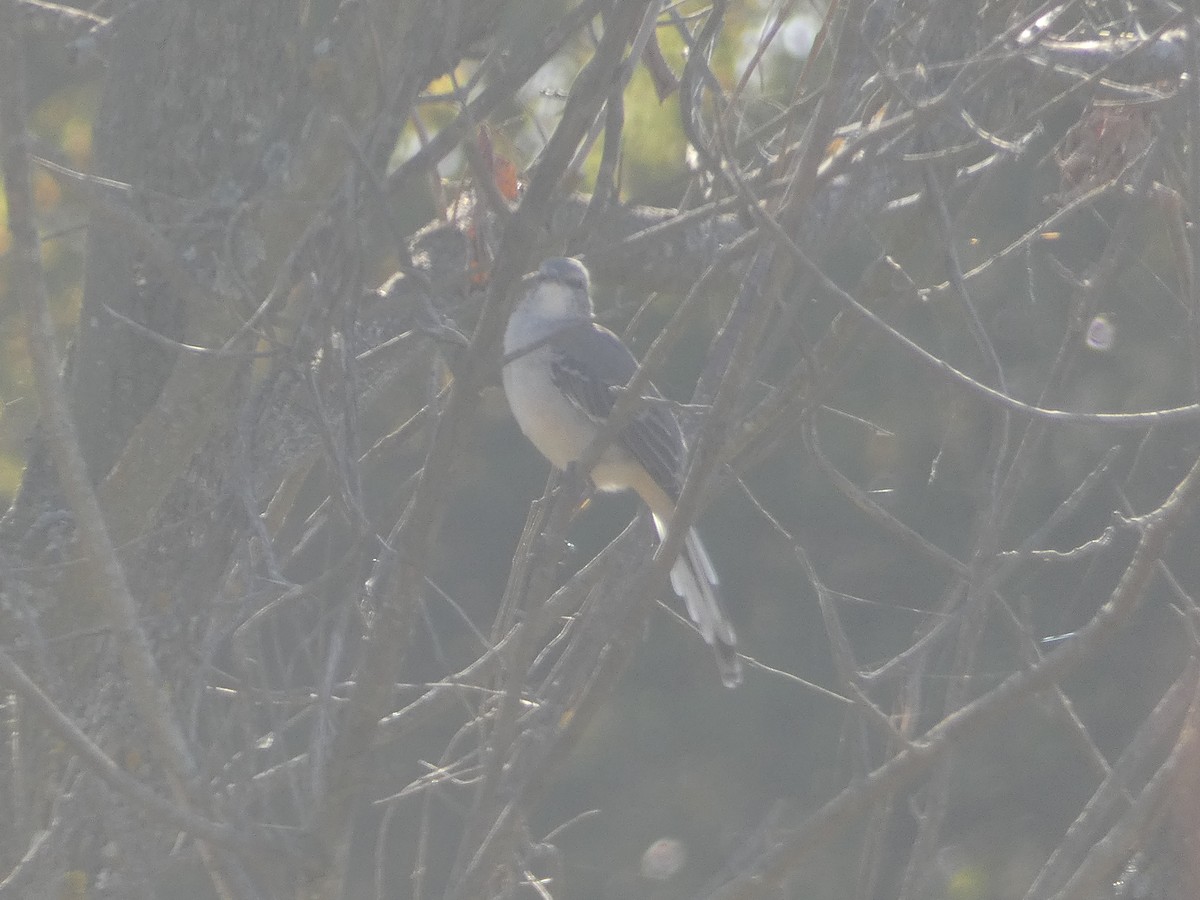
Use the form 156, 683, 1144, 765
2, 1, 1198, 898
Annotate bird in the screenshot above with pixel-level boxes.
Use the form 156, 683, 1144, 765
501, 256, 741, 688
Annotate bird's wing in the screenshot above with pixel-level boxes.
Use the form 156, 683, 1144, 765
549, 323, 686, 499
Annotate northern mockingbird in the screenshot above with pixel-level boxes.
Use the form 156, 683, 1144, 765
502, 257, 742, 688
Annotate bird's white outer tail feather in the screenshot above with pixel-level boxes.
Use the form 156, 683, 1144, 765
653, 516, 743, 687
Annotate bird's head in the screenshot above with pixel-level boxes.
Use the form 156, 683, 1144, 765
520, 257, 594, 322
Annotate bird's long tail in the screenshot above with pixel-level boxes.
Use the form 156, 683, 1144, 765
654, 517, 742, 688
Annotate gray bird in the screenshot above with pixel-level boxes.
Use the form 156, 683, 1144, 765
502, 257, 741, 688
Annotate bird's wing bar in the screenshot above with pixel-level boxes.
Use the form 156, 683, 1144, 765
549, 323, 686, 498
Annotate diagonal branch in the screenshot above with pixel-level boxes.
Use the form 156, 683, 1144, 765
703, 448, 1200, 900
